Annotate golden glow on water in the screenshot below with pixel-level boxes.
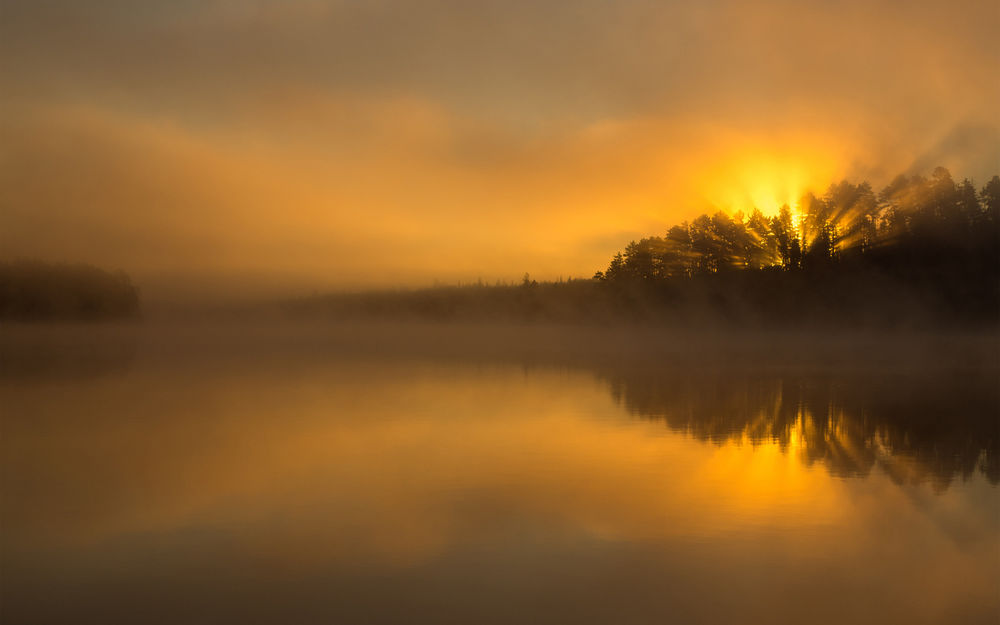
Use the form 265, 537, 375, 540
0, 362, 988, 552
2, 337, 997, 624
3, 368, 847, 555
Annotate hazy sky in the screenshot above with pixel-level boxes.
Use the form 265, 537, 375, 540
2, 0, 998, 293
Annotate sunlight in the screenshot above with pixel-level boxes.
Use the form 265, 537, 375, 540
696, 146, 840, 218
2, 0, 998, 621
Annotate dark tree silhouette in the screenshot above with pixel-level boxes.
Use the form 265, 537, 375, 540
0, 261, 140, 321
601, 167, 998, 280
595, 167, 999, 325
288, 167, 998, 326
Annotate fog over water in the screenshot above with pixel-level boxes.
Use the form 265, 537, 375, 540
3, 0, 999, 620
2, 322, 997, 624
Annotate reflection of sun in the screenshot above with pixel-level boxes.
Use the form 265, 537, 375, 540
787, 419, 804, 452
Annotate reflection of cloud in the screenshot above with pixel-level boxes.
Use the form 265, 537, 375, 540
2, 359, 849, 561
2, 329, 998, 623
3, 341, 996, 566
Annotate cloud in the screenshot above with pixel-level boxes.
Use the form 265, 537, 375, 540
1, 0, 997, 293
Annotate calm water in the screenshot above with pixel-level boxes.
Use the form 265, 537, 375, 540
2, 324, 998, 624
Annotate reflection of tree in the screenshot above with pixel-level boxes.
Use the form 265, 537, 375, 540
598, 365, 999, 490
0, 328, 136, 381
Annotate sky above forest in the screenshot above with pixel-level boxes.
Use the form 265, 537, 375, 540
2, 0, 998, 294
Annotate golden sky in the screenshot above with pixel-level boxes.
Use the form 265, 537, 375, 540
2, 0, 998, 294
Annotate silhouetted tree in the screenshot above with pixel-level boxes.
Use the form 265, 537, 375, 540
595, 167, 999, 325
769, 205, 801, 269
0, 261, 140, 321
982, 175, 1000, 232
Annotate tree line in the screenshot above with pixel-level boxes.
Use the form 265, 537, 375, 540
595, 168, 1000, 282
0, 260, 140, 321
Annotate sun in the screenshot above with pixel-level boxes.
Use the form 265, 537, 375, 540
694, 144, 840, 219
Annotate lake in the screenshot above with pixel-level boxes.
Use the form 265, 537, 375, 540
2, 323, 997, 624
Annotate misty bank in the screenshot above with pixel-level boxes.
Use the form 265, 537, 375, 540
0, 261, 140, 322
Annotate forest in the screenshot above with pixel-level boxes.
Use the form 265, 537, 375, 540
292, 167, 1000, 326
3, 167, 998, 326
0, 261, 140, 321
596, 168, 999, 283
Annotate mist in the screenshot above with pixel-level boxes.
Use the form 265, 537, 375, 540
2, 0, 998, 298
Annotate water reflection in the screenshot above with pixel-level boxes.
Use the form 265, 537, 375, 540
1, 324, 997, 624
600, 365, 999, 488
